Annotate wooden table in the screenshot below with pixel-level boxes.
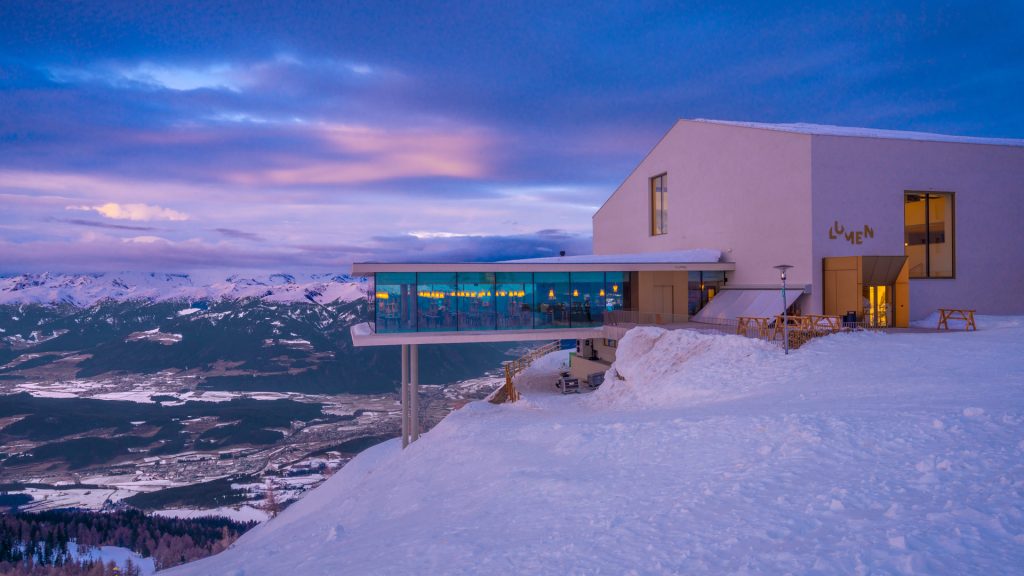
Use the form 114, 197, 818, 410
937, 308, 977, 331
807, 314, 842, 333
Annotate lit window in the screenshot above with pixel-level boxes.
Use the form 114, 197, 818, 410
650, 173, 667, 236
904, 192, 955, 278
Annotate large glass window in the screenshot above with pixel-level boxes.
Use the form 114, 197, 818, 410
417, 272, 457, 332
687, 271, 725, 315
570, 272, 605, 327
496, 272, 534, 330
650, 173, 667, 236
534, 272, 570, 329
374, 272, 417, 333
604, 272, 629, 311
457, 272, 496, 331
905, 192, 955, 278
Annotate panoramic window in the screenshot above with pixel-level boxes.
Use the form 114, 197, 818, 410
374, 272, 417, 333
417, 272, 457, 332
569, 272, 605, 327
457, 272, 496, 331
534, 272, 571, 329
604, 271, 629, 312
495, 272, 534, 330
650, 173, 667, 236
904, 192, 955, 278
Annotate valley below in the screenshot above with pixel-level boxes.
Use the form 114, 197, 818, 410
0, 273, 517, 523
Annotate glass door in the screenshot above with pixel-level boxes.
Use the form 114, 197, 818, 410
863, 285, 892, 327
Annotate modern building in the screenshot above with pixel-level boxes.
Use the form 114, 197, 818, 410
593, 119, 1024, 326
352, 119, 1024, 444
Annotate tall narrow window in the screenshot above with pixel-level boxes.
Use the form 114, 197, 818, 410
904, 192, 955, 278
650, 173, 667, 235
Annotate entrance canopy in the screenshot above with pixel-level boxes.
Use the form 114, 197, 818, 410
692, 288, 802, 323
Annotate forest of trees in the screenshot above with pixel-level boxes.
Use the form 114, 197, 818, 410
0, 508, 256, 574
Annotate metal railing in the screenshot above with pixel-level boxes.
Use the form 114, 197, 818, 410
604, 309, 889, 350
489, 340, 561, 404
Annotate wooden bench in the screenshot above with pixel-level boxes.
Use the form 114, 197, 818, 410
736, 316, 771, 338
937, 308, 977, 331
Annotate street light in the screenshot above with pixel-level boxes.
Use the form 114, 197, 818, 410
774, 265, 794, 355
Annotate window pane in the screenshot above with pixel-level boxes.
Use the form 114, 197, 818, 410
374, 273, 417, 333
904, 193, 927, 278
650, 174, 667, 235
496, 272, 533, 330
605, 272, 628, 311
570, 272, 604, 327
417, 272, 457, 332
457, 272, 496, 331
534, 272, 570, 329
928, 194, 954, 278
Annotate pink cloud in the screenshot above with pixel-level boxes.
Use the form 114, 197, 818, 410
226, 123, 495, 186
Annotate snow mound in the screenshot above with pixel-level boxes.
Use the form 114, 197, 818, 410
591, 326, 777, 409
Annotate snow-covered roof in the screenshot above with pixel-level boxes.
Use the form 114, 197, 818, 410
351, 250, 731, 276
691, 119, 1024, 148
502, 249, 721, 264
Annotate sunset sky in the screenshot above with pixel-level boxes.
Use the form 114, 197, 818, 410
2, 1, 1022, 273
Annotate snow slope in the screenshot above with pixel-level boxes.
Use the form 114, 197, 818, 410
0, 272, 367, 306
167, 318, 1024, 575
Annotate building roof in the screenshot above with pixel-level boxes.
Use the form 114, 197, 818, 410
351, 249, 730, 275
691, 119, 1024, 148
501, 249, 721, 264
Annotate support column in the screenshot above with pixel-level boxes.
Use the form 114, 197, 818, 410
400, 344, 409, 448
410, 344, 420, 442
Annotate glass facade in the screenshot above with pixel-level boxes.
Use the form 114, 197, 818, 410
417, 272, 457, 331
496, 272, 534, 330
374, 272, 417, 332
457, 272, 496, 331
373, 271, 632, 333
604, 272, 628, 312
570, 272, 605, 327
534, 272, 570, 329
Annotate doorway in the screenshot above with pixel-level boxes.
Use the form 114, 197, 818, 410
864, 285, 892, 327
653, 285, 673, 322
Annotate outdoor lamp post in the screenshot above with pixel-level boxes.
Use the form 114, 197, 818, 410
774, 265, 794, 355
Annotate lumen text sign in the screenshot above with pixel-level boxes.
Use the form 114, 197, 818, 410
828, 221, 875, 245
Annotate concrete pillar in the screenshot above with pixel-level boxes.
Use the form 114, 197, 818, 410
410, 344, 420, 442
400, 344, 409, 448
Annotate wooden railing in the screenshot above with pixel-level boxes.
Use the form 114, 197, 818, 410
490, 340, 561, 404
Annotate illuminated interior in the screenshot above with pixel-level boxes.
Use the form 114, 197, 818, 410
864, 285, 891, 327
374, 271, 632, 333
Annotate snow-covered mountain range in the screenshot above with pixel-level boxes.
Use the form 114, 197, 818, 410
0, 272, 368, 307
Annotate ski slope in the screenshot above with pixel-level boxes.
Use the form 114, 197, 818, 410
167, 317, 1024, 575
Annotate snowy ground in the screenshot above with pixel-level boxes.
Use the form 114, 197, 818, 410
167, 317, 1024, 575
67, 542, 156, 576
